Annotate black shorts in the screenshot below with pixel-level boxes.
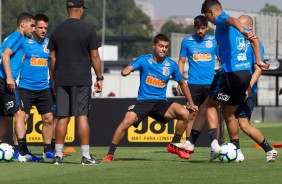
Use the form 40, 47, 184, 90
50, 88, 57, 115
128, 100, 173, 127
0, 77, 23, 116
209, 70, 251, 106
235, 92, 257, 120
19, 88, 53, 114
56, 86, 91, 116
187, 84, 211, 107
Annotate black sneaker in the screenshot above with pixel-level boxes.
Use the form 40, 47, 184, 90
53, 156, 63, 165
81, 155, 100, 165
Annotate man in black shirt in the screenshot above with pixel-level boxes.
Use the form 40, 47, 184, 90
48, 0, 103, 165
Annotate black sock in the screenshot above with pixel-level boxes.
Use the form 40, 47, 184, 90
108, 143, 118, 155
44, 144, 52, 153
14, 145, 19, 152
171, 133, 182, 143
188, 129, 201, 144
259, 138, 273, 152
208, 128, 217, 142
51, 139, 55, 153
18, 138, 29, 155
230, 139, 240, 149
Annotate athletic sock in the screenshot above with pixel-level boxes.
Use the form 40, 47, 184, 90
51, 139, 55, 153
55, 144, 64, 159
81, 145, 91, 159
14, 145, 19, 152
230, 139, 240, 149
171, 133, 182, 143
208, 128, 217, 142
188, 129, 201, 144
108, 143, 117, 155
18, 138, 29, 155
259, 138, 273, 152
44, 144, 52, 153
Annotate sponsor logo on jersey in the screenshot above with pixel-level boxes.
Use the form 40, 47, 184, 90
147, 58, 153, 64
128, 105, 135, 110
30, 58, 48, 67
27, 39, 34, 44
206, 40, 213, 48
146, 76, 165, 88
236, 37, 246, 50
5, 101, 14, 110
237, 53, 247, 61
216, 92, 230, 101
164, 61, 170, 67
193, 53, 212, 61
162, 67, 170, 76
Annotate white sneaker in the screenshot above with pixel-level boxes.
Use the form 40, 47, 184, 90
235, 149, 245, 163
171, 141, 195, 153
266, 149, 278, 163
209, 140, 221, 162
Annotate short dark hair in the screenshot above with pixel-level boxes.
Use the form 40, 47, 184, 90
201, 0, 222, 14
17, 12, 34, 27
153, 34, 170, 44
194, 15, 208, 27
34, 14, 49, 23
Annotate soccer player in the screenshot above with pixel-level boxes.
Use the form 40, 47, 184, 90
103, 34, 198, 162
48, 0, 103, 165
176, 15, 218, 153
229, 15, 278, 162
200, 0, 269, 161
17, 13, 54, 160
0, 12, 41, 162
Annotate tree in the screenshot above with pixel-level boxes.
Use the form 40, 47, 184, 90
260, 3, 282, 14
1, 0, 153, 59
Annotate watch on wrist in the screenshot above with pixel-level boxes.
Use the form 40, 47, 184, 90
96, 76, 104, 81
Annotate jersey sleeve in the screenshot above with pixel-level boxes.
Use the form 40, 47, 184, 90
216, 12, 229, 29
89, 26, 101, 50
129, 56, 143, 70
179, 38, 188, 57
6, 34, 24, 53
171, 62, 183, 82
47, 33, 56, 51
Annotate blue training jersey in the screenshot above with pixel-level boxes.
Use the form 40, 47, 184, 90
179, 34, 217, 85
246, 40, 264, 93
215, 12, 251, 72
19, 37, 50, 90
130, 54, 182, 100
0, 31, 26, 80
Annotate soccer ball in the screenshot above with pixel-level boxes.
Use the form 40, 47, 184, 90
0, 143, 14, 162
218, 142, 238, 163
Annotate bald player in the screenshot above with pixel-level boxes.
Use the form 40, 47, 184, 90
228, 15, 278, 163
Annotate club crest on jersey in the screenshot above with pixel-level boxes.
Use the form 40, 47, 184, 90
162, 67, 170, 76
206, 40, 213, 48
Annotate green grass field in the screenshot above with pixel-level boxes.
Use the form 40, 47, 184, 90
0, 123, 281, 184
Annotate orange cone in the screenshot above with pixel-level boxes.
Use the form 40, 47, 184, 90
254, 143, 262, 148
64, 147, 76, 153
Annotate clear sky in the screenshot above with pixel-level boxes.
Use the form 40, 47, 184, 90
147, 0, 282, 18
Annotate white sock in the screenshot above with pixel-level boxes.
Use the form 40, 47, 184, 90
55, 144, 64, 159
81, 145, 91, 159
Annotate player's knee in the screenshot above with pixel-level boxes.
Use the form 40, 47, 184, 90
239, 121, 251, 134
